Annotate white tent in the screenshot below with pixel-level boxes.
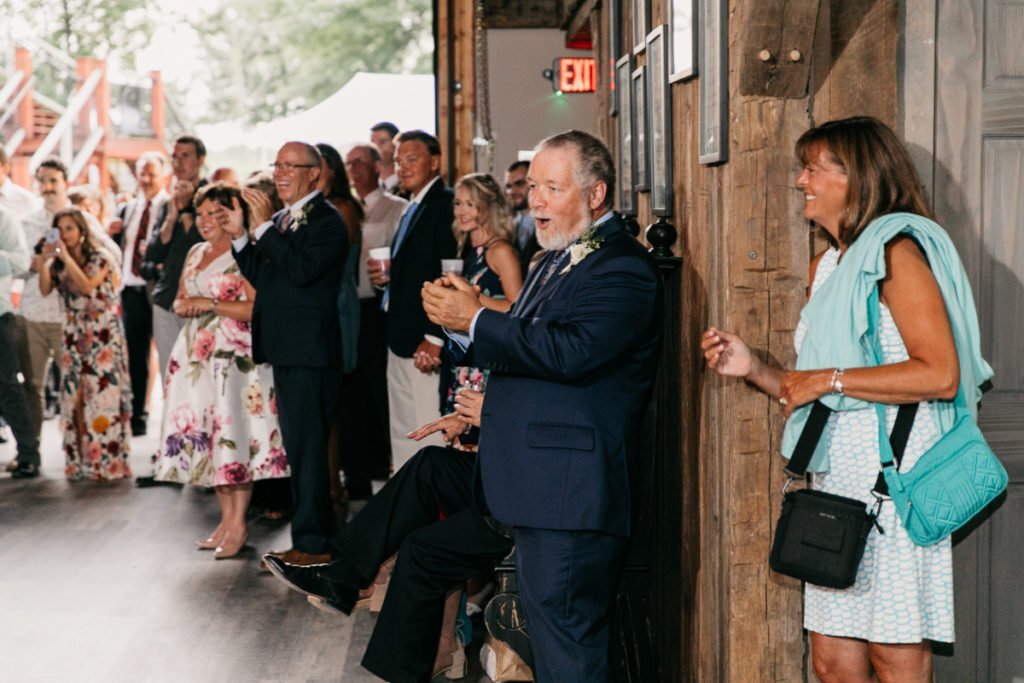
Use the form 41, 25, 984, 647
198, 72, 436, 154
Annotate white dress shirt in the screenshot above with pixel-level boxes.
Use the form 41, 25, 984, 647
0, 178, 41, 218
357, 188, 407, 298
121, 189, 168, 288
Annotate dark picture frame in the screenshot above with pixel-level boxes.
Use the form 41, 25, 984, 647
699, 0, 728, 164
609, 0, 621, 115
669, 0, 697, 82
615, 54, 635, 213
632, 64, 648, 191
632, 0, 649, 55
647, 25, 673, 215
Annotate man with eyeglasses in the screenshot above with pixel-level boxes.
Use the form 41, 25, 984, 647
228, 141, 348, 568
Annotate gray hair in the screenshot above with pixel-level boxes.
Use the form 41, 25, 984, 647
349, 143, 382, 164
135, 152, 165, 174
535, 130, 615, 211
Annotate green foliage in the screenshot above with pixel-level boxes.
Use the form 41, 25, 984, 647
194, 0, 433, 123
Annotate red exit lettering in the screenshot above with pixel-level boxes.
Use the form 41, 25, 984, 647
556, 58, 597, 93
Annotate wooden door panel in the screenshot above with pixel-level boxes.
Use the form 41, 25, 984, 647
990, 487, 1024, 682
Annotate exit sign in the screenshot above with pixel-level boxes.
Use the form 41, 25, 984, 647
553, 57, 597, 93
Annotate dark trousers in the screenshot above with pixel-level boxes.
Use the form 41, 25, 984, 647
121, 286, 152, 421
273, 366, 339, 554
513, 528, 627, 683
339, 298, 391, 489
326, 446, 513, 683
0, 313, 39, 466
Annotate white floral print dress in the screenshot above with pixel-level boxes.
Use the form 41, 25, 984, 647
154, 244, 289, 487
796, 247, 954, 643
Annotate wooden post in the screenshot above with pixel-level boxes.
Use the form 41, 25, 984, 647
14, 47, 34, 142
150, 70, 166, 143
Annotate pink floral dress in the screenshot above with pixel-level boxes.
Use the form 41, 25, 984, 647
58, 249, 132, 481
154, 244, 288, 487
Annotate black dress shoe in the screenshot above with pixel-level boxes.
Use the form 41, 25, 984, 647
130, 419, 147, 437
10, 463, 40, 479
135, 475, 158, 488
263, 555, 358, 615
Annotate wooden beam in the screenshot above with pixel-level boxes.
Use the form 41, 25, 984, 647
565, 0, 596, 47
481, 0, 562, 28
738, 0, 821, 98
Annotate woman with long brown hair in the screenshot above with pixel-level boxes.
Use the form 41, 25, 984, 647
702, 117, 991, 681
39, 208, 132, 480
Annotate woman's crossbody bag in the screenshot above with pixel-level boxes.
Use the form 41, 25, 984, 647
769, 401, 891, 589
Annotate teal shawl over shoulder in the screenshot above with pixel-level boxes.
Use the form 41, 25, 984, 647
781, 212, 993, 471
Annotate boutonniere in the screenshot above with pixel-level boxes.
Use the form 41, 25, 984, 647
560, 226, 604, 274
289, 202, 313, 230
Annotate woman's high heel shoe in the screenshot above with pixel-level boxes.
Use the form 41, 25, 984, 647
196, 527, 226, 550
214, 530, 248, 560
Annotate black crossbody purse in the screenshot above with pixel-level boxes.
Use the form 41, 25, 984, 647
769, 400, 917, 588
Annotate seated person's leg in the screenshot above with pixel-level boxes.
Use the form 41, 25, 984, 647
361, 509, 514, 683
329, 445, 476, 586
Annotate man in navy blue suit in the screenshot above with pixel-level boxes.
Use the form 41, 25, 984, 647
226, 141, 348, 566
264, 131, 660, 682
424, 130, 661, 681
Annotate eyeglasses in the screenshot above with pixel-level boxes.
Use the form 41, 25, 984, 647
270, 162, 318, 172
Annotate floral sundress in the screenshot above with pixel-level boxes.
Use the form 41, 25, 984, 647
154, 244, 289, 487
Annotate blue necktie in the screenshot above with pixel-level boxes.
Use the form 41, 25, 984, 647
391, 201, 419, 257
381, 201, 419, 311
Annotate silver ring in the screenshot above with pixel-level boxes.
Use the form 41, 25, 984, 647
779, 397, 788, 406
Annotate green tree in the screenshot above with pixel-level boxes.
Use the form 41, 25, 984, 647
194, 0, 432, 123
2, 0, 153, 101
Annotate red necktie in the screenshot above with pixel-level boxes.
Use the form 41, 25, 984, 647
131, 200, 151, 278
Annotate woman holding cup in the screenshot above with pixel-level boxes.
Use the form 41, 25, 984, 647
440, 173, 522, 413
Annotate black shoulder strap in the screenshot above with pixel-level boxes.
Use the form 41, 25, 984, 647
872, 403, 918, 495
785, 400, 833, 477
785, 400, 919, 491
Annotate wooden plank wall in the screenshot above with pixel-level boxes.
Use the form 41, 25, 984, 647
438, 0, 476, 183
437, 0, 901, 680
593, 1, 899, 681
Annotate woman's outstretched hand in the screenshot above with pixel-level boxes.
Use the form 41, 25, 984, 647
701, 327, 755, 378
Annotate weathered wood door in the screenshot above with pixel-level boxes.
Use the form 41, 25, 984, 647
905, 0, 1024, 679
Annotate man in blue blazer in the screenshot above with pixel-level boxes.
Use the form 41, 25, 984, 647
423, 130, 662, 682
226, 141, 348, 565
263, 132, 660, 682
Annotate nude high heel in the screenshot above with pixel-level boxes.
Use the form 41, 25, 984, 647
214, 530, 249, 560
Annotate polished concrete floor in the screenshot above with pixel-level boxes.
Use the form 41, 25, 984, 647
0, 402, 490, 682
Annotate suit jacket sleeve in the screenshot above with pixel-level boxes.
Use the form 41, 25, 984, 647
472, 252, 658, 382
231, 239, 260, 282
254, 212, 347, 287
423, 199, 457, 340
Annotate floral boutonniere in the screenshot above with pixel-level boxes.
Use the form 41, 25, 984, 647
289, 202, 314, 230
560, 226, 604, 274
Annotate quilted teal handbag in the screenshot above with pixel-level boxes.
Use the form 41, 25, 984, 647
873, 394, 1007, 546
865, 286, 1007, 546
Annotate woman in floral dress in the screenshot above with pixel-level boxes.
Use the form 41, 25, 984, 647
441, 173, 523, 414
153, 183, 288, 559
38, 208, 131, 481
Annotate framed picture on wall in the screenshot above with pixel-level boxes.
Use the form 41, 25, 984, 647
669, 0, 697, 82
615, 54, 635, 213
632, 64, 648, 190
699, 0, 728, 164
647, 25, 673, 215
609, 0, 620, 115
632, 0, 649, 55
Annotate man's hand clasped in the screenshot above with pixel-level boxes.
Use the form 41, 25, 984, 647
421, 273, 483, 334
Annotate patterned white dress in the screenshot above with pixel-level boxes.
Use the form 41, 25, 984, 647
796, 248, 955, 643
153, 244, 289, 487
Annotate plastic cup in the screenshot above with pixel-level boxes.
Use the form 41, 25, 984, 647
369, 247, 391, 278
441, 259, 463, 275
